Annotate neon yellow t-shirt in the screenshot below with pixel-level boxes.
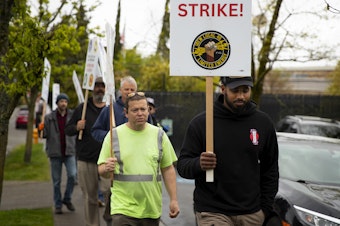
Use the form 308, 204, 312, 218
97, 123, 177, 219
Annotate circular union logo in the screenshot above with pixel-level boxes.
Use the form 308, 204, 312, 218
191, 30, 231, 70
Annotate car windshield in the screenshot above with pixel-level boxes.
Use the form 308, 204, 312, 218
278, 138, 340, 185
300, 123, 340, 139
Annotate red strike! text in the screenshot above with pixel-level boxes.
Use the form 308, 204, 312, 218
178, 3, 244, 17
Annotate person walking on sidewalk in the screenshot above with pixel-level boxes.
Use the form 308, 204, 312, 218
91, 75, 138, 141
91, 75, 138, 224
177, 76, 280, 226
97, 92, 180, 225
147, 97, 169, 132
65, 77, 107, 226
39, 93, 77, 214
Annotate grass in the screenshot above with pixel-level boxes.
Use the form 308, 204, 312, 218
0, 208, 53, 226
4, 144, 50, 181
1, 144, 53, 225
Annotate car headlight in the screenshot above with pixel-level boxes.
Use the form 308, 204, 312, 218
294, 205, 340, 226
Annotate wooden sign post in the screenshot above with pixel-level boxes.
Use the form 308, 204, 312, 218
205, 76, 214, 182
79, 37, 101, 140
78, 89, 89, 140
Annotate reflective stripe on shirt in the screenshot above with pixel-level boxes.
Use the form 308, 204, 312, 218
112, 127, 164, 182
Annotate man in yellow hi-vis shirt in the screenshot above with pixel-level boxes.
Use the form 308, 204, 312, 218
97, 92, 180, 226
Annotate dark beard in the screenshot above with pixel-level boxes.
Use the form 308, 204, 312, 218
93, 93, 104, 102
225, 95, 247, 114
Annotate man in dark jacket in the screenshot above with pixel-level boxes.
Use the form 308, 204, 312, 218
177, 76, 279, 226
91, 75, 137, 142
40, 93, 76, 214
147, 97, 169, 132
65, 77, 106, 226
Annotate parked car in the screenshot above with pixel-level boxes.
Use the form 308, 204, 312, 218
276, 115, 340, 139
15, 106, 29, 129
274, 132, 340, 226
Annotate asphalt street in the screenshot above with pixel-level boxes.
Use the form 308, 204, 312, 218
6, 106, 27, 153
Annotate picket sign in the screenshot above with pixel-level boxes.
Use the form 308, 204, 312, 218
52, 83, 60, 111
79, 36, 101, 140
104, 22, 116, 181
170, 0, 252, 182
72, 71, 85, 104
40, 58, 51, 138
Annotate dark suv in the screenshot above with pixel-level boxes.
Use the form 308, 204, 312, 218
276, 115, 340, 139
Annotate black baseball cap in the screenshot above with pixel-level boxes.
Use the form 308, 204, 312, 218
95, 77, 105, 86
220, 76, 253, 89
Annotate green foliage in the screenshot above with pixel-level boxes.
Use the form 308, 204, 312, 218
0, 14, 47, 96
138, 55, 168, 91
114, 49, 214, 92
48, 25, 81, 58
156, 0, 170, 59
138, 54, 207, 92
4, 144, 50, 181
0, 208, 53, 226
114, 48, 143, 83
114, 0, 122, 61
328, 61, 340, 95
47, 24, 86, 108
4, 1, 94, 109
3, 0, 95, 102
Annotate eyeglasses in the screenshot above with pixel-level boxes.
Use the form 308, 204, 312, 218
127, 92, 145, 97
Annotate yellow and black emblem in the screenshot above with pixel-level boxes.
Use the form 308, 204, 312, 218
191, 30, 230, 70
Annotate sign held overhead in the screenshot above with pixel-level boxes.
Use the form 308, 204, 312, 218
170, 0, 252, 77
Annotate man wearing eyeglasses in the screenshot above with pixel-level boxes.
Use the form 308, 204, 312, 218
97, 92, 180, 226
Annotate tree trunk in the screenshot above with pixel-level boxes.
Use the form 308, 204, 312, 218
23, 86, 40, 163
0, 91, 21, 205
0, 0, 14, 56
0, 110, 10, 205
114, 0, 122, 61
0, 0, 16, 206
253, 0, 283, 105
156, 0, 170, 59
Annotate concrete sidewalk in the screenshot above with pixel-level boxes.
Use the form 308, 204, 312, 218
1, 166, 166, 226
1, 109, 106, 225
1, 180, 52, 211
2, 110, 166, 225
0, 171, 108, 226
1, 154, 168, 225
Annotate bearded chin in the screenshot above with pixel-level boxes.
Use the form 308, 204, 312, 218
94, 93, 104, 102
225, 97, 246, 114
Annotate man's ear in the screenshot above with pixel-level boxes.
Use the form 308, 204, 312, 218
220, 84, 226, 92
124, 108, 127, 116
